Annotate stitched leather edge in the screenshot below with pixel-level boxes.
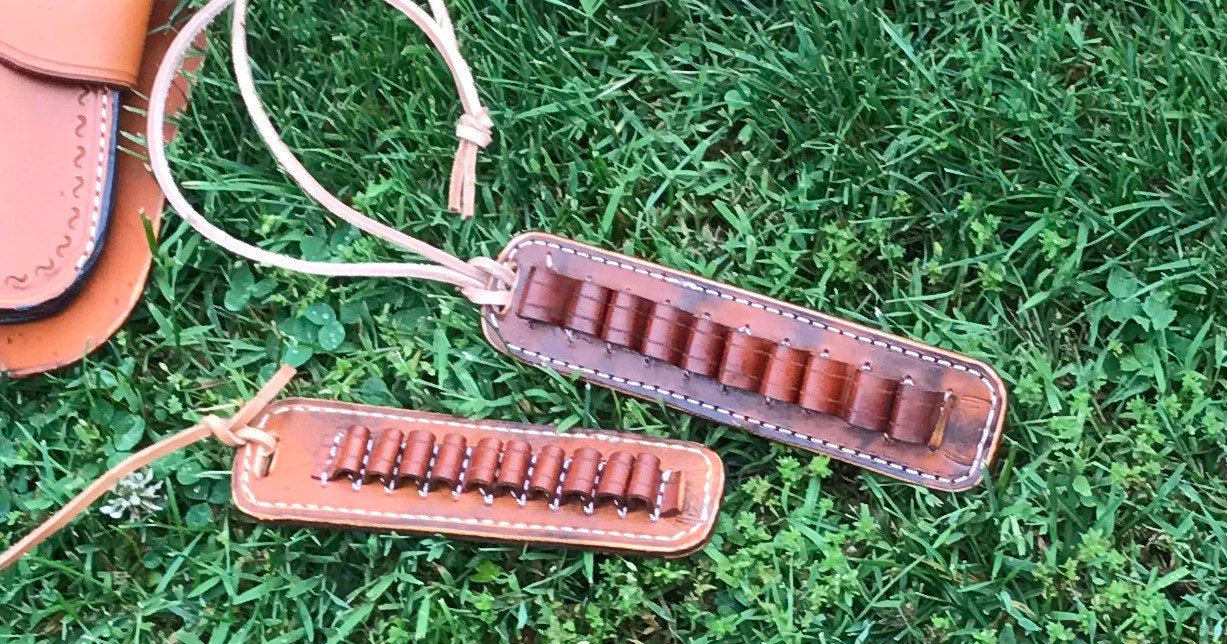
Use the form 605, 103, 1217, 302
0, 0, 154, 87
0, 88, 117, 322
74, 88, 110, 273
235, 400, 718, 544
485, 236, 1005, 489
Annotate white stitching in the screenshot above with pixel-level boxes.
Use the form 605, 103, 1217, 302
651, 470, 671, 522
518, 454, 536, 506
75, 90, 109, 272
239, 402, 714, 542
454, 446, 472, 499
550, 457, 571, 511
420, 445, 439, 497
386, 437, 407, 494
317, 429, 344, 487
583, 461, 605, 515
492, 239, 1001, 485
352, 436, 373, 491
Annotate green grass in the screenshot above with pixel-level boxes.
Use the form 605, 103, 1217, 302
3, 0, 1226, 640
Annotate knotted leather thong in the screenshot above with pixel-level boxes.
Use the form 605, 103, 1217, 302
0, 366, 722, 569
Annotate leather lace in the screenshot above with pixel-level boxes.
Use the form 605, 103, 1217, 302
147, 0, 512, 306
0, 365, 297, 572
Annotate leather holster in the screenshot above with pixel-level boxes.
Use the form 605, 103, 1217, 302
0, 0, 203, 377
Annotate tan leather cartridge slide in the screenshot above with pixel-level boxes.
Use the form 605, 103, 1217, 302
482, 232, 1008, 492
235, 399, 724, 556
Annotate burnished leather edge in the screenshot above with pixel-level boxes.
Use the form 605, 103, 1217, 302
0, 0, 154, 86
481, 231, 1009, 492
231, 398, 725, 557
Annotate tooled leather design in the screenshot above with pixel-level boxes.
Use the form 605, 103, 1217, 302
236, 401, 718, 544
2, 87, 108, 293
484, 236, 1005, 489
69, 89, 107, 272
0, 0, 201, 376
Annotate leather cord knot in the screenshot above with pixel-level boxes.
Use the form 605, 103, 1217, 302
459, 256, 516, 307
0, 365, 296, 572
448, 110, 494, 219
202, 414, 279, 452
468, 256, 515, 288
455, 110, 493, 148
148, 0, 505, 300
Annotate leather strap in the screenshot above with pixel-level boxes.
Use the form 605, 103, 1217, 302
0, 365, 295, 571
0, 0, 154, 86
0, 365, 721, 565
146, 0, 512, 306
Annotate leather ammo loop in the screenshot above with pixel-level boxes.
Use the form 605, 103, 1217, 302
510, 262, 967, 446
319, 424, 685, 518
484, 233, 1009, 491
147, 0, 510, 307
0, 365, 295, 572
236, 400, 723, 555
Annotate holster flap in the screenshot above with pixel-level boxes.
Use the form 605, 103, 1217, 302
0, 0, 154, 86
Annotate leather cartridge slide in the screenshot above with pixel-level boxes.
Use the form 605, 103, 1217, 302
482, 233, 1008, 492
0, 0, 202, 376
0, 367, 723, 570
235, 399, 724, 556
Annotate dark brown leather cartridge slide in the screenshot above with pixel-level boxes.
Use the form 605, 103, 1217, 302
482, 232, 1008, 492
235, 398, 724, 556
